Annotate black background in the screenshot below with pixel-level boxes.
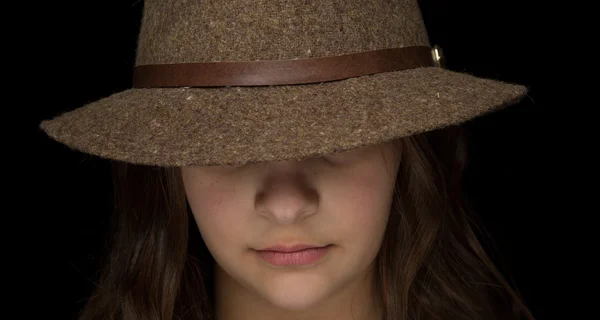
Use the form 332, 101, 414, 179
29, 0, 573, 319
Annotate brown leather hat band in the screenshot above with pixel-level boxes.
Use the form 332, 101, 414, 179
132, 46, 439, 87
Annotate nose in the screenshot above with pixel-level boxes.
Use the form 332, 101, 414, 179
255, 159, 319, 224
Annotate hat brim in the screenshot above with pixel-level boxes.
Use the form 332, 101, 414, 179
40, 67, 527, 167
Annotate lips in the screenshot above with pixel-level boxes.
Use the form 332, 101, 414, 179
255, 244, 333, 266
257, 244, 329, 252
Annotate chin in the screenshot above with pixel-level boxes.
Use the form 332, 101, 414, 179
259, 272, 334, 311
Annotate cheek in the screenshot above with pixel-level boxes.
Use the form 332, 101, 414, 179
184, 178, 248, 255
330, 179, 393, 249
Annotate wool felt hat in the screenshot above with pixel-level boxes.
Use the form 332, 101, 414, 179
39, 0, 528, 168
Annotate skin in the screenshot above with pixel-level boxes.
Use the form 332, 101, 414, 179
181, 141, 401, 320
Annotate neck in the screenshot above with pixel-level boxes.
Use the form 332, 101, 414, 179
213, 262, 383, 320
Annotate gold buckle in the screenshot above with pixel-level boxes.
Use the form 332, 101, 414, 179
431, 45, 445, 68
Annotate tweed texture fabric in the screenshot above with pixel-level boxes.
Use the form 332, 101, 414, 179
39, 0, 528, 167
135, 0, 430, 64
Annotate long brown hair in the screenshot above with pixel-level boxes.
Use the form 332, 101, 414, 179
78, 125, 535, 320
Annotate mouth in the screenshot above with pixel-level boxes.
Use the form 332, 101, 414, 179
256, 244, 331, 252
254, 244, 333, 266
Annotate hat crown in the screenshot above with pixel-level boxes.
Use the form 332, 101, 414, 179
135, 0, 431, 66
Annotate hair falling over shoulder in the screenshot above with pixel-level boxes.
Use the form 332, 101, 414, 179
375, 127, 535, 320
77, 126, 535, 320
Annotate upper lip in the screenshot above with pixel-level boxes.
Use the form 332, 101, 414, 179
256, 244, 330, 252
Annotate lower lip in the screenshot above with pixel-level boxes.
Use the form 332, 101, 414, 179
256, 245, 332, 266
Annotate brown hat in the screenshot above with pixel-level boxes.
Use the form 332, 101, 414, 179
39, 0, 527, 167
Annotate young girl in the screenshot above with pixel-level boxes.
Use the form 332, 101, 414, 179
40, 0, 535, 319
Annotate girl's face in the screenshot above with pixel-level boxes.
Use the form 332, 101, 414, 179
181, 142, 400, 313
